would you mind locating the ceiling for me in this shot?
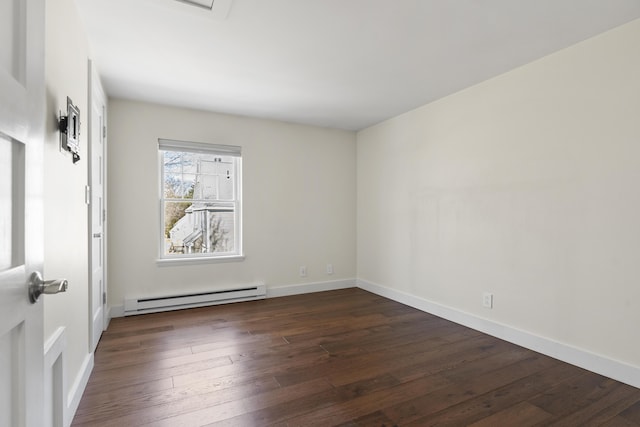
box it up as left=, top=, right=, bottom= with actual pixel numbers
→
left=74, top=0, right=640, bottom=131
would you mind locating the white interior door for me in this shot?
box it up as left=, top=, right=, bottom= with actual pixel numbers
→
left=0, top=0, right=46, bottom=426
left=88, top=61, right=107, bottom=352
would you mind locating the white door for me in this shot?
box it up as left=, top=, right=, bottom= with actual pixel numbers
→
left=88, top=61, right=107, bottom=352
left=0, top=0, right=46, bottom=426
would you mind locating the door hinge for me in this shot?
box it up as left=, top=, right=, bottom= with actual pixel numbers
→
left=103, top=208, right=106, bottom=222
left=103, top=292, right=106, bottom=305
left=103, top=125, right=107, bottom=139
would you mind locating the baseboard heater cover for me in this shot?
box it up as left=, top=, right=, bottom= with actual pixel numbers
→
left=124, top=284, right=266, bottom=316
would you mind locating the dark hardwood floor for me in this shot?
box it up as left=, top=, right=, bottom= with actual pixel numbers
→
left=72, top=288, right=640, bottom=426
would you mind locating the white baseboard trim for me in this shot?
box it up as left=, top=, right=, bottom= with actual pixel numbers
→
left=357, top=278, right=640, bottom=390
left=65, top=352, right=94, bottom=427
left=105, top=304, right=112, bottom=330
left=110, top=304, right=125, bottom=319
left=267, top=279, right=356, bottom=298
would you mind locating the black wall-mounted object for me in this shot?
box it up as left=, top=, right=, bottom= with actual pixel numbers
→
left=59, top=97, right=81, bottom=163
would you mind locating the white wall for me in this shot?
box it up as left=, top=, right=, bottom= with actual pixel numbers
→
left=107, top=99, right=356, bottom=307
left=357, top=18, right=640, bottom=370
left=44, top=0, right=93, bottom=423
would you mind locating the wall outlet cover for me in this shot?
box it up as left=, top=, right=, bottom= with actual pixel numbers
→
left=483, top=292, right=493, bottom=309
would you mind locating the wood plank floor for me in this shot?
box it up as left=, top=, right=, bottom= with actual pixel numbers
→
left=72, top=288, right=640, bottom=426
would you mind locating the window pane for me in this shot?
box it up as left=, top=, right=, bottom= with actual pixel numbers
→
left=163, top=151, right=183, bottom=174
left=164, top=173, right=181, bottom=198
left=218, top=161, right=234, bottom=200
left=164, top=173, right=195, bottom=199
left=181, top=174, right=196, bottom=199
left=164, top=201, right=235, bottom=255
left=209, top=211, right=235, bottom=253
left=207, top=158, right=235, bottom=200
left=164, top=201, right=192, bottom=255
left=198, top=173, right=218, bottom=200
left=181, top=153, right=198, bottom=174
left=199, top=158, right=217, bottom=174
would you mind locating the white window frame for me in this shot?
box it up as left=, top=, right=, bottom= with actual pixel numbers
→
left=157, top=139, right=244, bottom=265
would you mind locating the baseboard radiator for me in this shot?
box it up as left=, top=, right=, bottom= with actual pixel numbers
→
left=124, top=284, right=266, bottom=316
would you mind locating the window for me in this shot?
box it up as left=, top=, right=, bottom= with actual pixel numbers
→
left=159, top=139, right=242, bottom=262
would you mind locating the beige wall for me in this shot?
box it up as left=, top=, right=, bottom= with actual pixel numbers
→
left=357, top=19, right=640, bottom=367
left=43, top=0, right=92, bottom=418
left=107, top=99, right=356, bottom=305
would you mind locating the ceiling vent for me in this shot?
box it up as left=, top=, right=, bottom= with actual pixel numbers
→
left=169, top=0, right=232, bottom=19
left=175, top=0, right=214, bottom=11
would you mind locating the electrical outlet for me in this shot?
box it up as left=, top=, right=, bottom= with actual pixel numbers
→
left=326, top=264, right=333, bottom=275
left=483, top=292, right=493, bottom=309
left=299, top=266, right=307, bottom=277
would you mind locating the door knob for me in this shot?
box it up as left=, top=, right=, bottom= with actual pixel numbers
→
left=28, top=271, right=68, bottom=303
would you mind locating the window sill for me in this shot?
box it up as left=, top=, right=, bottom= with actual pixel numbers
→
left=156, top=255, right=245, bottom=267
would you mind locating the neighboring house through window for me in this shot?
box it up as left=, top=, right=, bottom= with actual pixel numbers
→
left=159, top=139, right=242, bottom=262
